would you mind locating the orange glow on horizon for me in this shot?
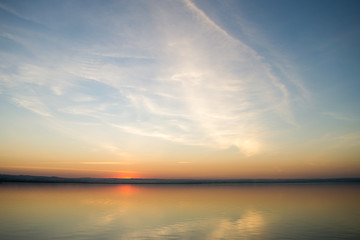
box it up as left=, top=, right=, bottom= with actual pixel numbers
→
left=111, top=173, right=143, bottom=179
left=1, top=157, right=360, bottom=179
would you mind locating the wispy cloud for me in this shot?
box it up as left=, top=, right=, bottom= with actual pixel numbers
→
left=322, top=112, right=356, bottom=122
left=1, top=165, right=130, bottom=174
left=183, top=0, right=238, bottom=42
left=12, top=96, right=52, bottom=117
left=81, top=162, right=132, bottom=165
left=0, top=0, right=308, bottom=157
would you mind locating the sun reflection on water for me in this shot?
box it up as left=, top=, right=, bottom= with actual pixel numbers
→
left=114, top=184, right=137, bottom=196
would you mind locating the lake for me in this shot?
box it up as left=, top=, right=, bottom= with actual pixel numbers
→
left=0, top=183, right=359, bottom=239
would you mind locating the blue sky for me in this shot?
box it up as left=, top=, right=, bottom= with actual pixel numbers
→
left=0, top=0, right=359, bottom=178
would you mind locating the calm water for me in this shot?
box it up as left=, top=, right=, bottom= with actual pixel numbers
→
left=0, top=183, right=359, bottom=240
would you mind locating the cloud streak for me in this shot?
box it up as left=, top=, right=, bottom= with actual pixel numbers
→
left=0, top=0, right=307, bottom=157
left=12, top=96, right=52, bottom=117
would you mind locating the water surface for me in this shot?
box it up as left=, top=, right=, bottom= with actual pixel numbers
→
left=0, top=183, right=359, bottom=239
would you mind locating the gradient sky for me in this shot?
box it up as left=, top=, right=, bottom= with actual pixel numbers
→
left=1, top=0, right=359, bottom=179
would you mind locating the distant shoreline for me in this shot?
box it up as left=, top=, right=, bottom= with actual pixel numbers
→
left=1, top=174, right=360, bottom=185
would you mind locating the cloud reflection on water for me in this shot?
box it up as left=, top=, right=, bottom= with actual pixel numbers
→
left=122, top=211, right=265, bottom=240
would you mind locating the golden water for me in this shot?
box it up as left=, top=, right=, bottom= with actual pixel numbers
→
left=1, top=183, right=359, bottom=239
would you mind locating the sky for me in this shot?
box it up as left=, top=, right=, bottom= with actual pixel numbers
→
left=0, top=0, right=359, bottom=179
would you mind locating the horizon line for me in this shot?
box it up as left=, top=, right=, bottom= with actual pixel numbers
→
left=1, top=174, right=360, bottom=184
